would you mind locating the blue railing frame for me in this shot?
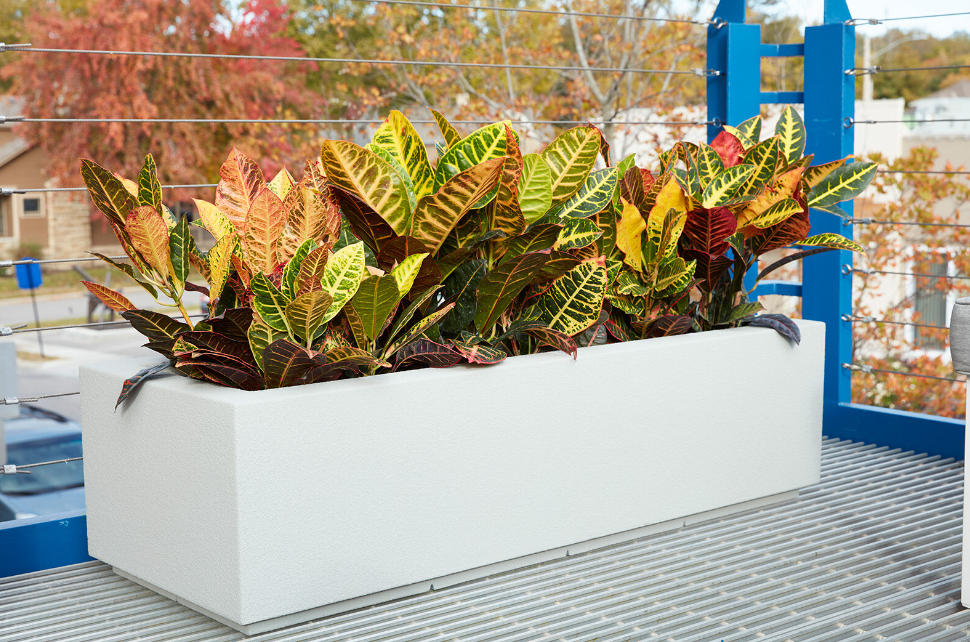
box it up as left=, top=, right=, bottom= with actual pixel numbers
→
left=0, top=0, right=965, bottom=583
left=708, top=0, right=965, bottom=461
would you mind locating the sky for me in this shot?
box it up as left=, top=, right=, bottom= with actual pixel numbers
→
left=796, top=0, right=970, bottom=37
left=685, top=1, right=970, bottom=38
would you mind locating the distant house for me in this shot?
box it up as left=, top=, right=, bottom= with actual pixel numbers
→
left=0, top=96, right=96, bottom=262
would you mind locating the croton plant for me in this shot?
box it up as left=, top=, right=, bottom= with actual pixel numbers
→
left=80, top=106, right=875, bottom=406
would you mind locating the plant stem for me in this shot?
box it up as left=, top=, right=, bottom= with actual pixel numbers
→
left=176, top=301, right=195, bottom=329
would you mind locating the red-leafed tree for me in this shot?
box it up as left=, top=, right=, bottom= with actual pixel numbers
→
left=2, top=0, right=319, bottom=189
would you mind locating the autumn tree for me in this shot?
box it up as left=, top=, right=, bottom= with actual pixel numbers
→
left=288, top=0, right=708, bottom=156
left=2, top=0, right=320, bottom=188
left=852, top=147, right=970, bottom=418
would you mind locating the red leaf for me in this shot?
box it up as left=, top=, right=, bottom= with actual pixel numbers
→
left=711, top=131, right=744, bottom=168
left=681, top=207, right=738, bottom=256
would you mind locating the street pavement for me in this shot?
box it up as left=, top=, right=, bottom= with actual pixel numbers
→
left=2, top=286, right=206, bottom=422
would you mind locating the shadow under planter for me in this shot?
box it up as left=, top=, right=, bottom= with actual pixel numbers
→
left=79, top=320, right=825, bottom=634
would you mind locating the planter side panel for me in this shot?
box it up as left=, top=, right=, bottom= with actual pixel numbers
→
left=81, top=321, right=823, bottom=627
left=79, top=367, right=246, bottom=622
left=232, top=321, right=824, bottom=622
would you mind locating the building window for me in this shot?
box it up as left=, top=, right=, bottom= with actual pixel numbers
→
left=19, top=195, right=44, bottom=218
left=913, top=257, right=948, bottom=350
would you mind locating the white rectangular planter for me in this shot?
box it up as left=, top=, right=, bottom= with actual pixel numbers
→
left=80, top=320, right=825, bottom=634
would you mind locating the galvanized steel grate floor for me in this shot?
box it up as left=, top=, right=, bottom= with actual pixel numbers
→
left=2, top=437, right=969, bottom=641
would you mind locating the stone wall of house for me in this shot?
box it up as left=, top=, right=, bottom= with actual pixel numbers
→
left=46, top=192, right=93, bottom=267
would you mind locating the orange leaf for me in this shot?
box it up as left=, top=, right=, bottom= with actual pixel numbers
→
left=282, top=177, right=341, bottom=259
left=216, top=148, right=265, bottom=233
left=125, top=205, right=171, bottom=280
left=243, top=186, right=287, bottom=276
left=81, top=281, right=135, bottom=312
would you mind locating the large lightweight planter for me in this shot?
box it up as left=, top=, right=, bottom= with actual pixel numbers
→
left=951, top=297, right=970, bottom=375
left=79, top=320, right=825, bottom=634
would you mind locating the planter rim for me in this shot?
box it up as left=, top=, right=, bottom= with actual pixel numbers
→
left=955, top=297, right=970, bottom=306
left=90, top=321, right=819, bottom=406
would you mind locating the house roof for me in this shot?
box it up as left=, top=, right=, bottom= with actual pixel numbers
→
left=921, top=79, right=970, bottom=99
left=0, top=95, right=31, bottom=169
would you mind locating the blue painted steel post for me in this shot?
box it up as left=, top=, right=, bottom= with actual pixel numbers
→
left=802, top=0, right=854, bottom=428
left=706, top=0, right=761, bottom=144
left=707, top=0, right=762, bottom=295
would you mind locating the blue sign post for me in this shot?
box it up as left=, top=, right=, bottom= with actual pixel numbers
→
left=14, top=259, right=44, bottom=357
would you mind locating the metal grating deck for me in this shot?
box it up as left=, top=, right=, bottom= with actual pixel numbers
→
left=1, top=437, right=969, bottom=641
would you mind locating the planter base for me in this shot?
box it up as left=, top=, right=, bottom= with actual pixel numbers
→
left=115, top=488, right=798, bottom=635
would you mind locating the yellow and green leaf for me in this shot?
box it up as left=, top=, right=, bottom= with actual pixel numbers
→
left=369, top=110, right=435, bottom=198
left=552, top=167, right=618, bottom=220
left=320, top=241, right=366, bottom=323
left=81, top=159, right=137, bottom=228
left=351, top=274, right=404, bottom=341
left=701, top=164, right=757, bottom=208
left=251, top=273, right=292, bottom=334
left=285, top=291, right=334, bottom=343
left=432, top=121, right=509, bottom=195
left=430, top=108, right=463, bottom=150
left=695, top=143, right=724, bottom=190
left=389, top=252, right=429, bottom=297
left=738, top=137, right=779, bottom=196
left=747, top=198, right=803, bottom=229
left=267, top=168, right=296, bottom=199
left=799, top=233, right=864, bottom=253
left=540, top=125, right=600, bottom=206
left=136, top=154, right=163, bottom=213
left=722, top=125, right=756, bottom=150
left=555, top=218, right=603, bottom=250
left=320, top=139, right=412, bottom=235
left=807, top=161, right=878, bottom=208
left=192, top=199, right=236, bottom=243
left=736, top=115, right=763, bottom=145
left=535, top=261, right=608, bottom=336
left=775, top=106, right=806, bottom=166
left=248, top=317, right=287, bottom=370
left=803, top=156, right=851, bottom=188
left=518, top=153, right=554, bottom=224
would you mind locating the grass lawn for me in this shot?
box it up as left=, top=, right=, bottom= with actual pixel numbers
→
left=0, top=265, right=138, bottom=300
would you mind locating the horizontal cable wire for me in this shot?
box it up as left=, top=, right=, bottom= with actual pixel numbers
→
left=846, top=218, right=970, bottom=229
left=845, top=265, right=970, bottom=280
left=1, top=256, right=126, bottom=267
left=4, top=44, right=718, bottom=75
left=2, top=115, right=713, bottom=127
left=843, top=363, right=964, bottom=383
left=0, top=391, right=80, bottom=405
left=847, top=64, right=970, bottom=76
left=0, top=457, right=83, bottom=475
left=7, top=313, right=208, bottom=334
left=846, top=116, right=970, bottom=127
left=876, top=170, right=970, bottom=175
left=348, top=0, right=713, bottom=24
left=847, top=11, right=970, bottom=25
left=842, top=314, right=948, bottom=331
left=2, top=184, right=216, bottom=194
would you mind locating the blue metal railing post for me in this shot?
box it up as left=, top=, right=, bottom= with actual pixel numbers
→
left=802, top=0, right=854, bottom=432
left=707, top=0, right=762, bottom=296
